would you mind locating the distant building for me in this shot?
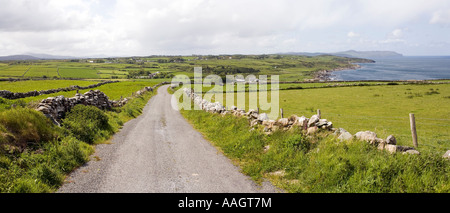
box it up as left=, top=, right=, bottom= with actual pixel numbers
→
left=232, top=77, right=260, bottom=84
left=148, top=71, right=160, bottom=79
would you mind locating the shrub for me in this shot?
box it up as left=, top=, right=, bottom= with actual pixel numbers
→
left=62, top=105, right=112, bottom=144
left=387, top=82, right=399, bottom=85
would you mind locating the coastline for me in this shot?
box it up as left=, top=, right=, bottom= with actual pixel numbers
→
left=311, top=64, right=362, bottom=81
left=315, top=56, right=450, bottom=81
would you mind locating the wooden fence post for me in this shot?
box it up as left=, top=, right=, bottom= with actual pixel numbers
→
left=409, top=113, right=418, bottom=148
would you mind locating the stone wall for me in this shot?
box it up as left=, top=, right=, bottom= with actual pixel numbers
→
left=182, top=87, right=423, bottom=156
left=36, top=81, right=168, bottom=125
left=36, top=90, right=112, bottom=124
left=0, top=80, right=119, bottom=100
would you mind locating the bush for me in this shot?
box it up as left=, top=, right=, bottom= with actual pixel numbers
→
left=387, top=82, right=399, bottom=85
left=62, top=105, right=112, bottom=144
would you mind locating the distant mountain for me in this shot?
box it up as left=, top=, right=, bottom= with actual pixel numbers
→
left=0, top=53, right=119, bottom=61
left=279, top=50, right=403, bottom=60
left=0, top=55, right=41, bottom=61
left=333, top=50, right=403, bottom=59
left=28, top=53, right=114, bottom=59
left=25, top=53, right=77, bottom=60
left=0, top=53, right=78, bottom=61
left=280, top=52, right=326, bottom=57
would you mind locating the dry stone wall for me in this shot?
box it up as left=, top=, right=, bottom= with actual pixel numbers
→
left=0, top=80, right=119, bottom=100
left=36, top=90, right=113, bottom=123
left=183, top=87, right=423, bottom=156
left=36, top=81, right=168, bottom=125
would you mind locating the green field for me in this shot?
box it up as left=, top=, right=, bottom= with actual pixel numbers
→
left=23, top=66, right=59, bottom=78
left=13, top=79, right=165, bottom=103
left=97, top=69, right=128, bottom=79
left=0, top=79, right=166, bottom=113
left=0, top=65, right=30, bottom=77
left=0, top=79, right=101, bottom=93
left=0, top=55, right=371, bottom=82
left=188, top=81, right=397, bottom=94
left=77, top=80, right=163, bottom=100
left=197, top=83, right=450, bottom=155
left=59, top=67, right=99, bottom=79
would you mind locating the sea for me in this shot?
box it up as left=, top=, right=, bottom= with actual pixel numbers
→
left=330, top=56, right=450, bottom=81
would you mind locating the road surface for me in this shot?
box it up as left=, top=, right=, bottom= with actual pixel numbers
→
left=58, top=85, right=279, bottom=193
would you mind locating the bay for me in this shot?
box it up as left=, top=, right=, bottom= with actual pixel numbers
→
left=331, top=56, right=450, bottom=81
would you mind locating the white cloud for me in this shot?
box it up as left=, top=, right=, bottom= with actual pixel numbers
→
left=377, top=28, right=407, bottom=44
left=0, top=0, right=94, bottom=32
left=430, top=9, right=450, bottom=25
left=390, top=29, right=404, bottom=38
left=347, top=31, right=360, bottom=38
left=1, top=0, right=450, bottom=56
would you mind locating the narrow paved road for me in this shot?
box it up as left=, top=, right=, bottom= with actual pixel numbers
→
left=58, top=85, right=279, bottom=193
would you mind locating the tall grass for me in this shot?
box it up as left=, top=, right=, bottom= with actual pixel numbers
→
left=0, top=108, right=93, bottom=192
left=0, top=108, right=61, bottom=152
left=62, top=105, right=113, bottom=144
left=0, top=136, right=93, bottom=192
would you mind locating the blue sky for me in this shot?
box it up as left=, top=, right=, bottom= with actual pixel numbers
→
left=0, top=0, right=449, bottom=56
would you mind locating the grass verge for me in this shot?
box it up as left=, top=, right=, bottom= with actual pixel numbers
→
left=180, top=108, right=450, bottom=193
left=0, top=88, right=158, bottom=192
